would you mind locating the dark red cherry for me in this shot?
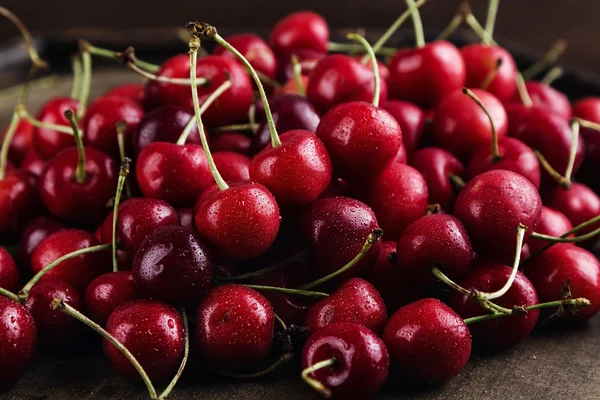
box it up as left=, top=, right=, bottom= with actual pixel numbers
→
left=194, top=182, right=280, bottom=260
left=18, top=216, right=64, bottom=269
left=105, top=300, right=184, bottom=382
left=302, top=322, right=389, bottom=399
left=573, top=97, right=600, bottom=166
left=0, top=170, right=40, bottom=238
left=81, top=96, right=144, bottom=157
left=2, top=120, right=33, bottom=165
left=433, top=88, right=508, bottom=160
left=213, top=151, right=251, bottom=182
left=31, top=97, right=78, bottom=160
left=388, top=41, right=466, bottom=108
left=31, top=229, right=111, bottom=291
left=525, top=244, right=600, bottom=321
left=546, top=183, right=600, bottom=240
left=0, top=297, right=37, bottom=390
left=517, top=81, right=572, bottom=119
left=319, top=177, right=349, bottom=199
left=409, top=147, right=464, bottom=211
left=467, top=137, right=541, bottom=188
left=39, top=147, right=118, bottom=225
left=316, top=101, right=401, bottom=180
left=84, top=271, right=138, bottom=326
left=461, top=44, right=518, bottom=102
left=305, top=278, right=387, bottom=335
left=143, top=54, right=190, bottom=110
left=383, top=298, right=471, bottom=384
left=366, top=162, right=428, bottom=240
left=136, top=142, right=213, bottom=207
left=454, top=170, right=542, bottom=262
left=528, top=206, right=573, bottom=253
left=195, top=284, right=274, bottom=373
left=133, top=226, right=213, bottom=303
left=210, top=132, right=251, bottom=156
left=382, top=100, right=425, bottom=152
left=303, top=197, right=381, bottom=283
left=214, top=33, right=277, bottom=79
left=0, top=247, right=19, bottom=293
left=270, top=11, right=329, bottom=55
left=20, top=149, right=45, bottom=176
left=449, top=263, right=539, bottom=350
left=104, top=83, right=145, bottom=105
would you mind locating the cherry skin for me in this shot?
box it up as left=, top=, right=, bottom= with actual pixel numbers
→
left=18, top=216, right=64, bottom=269
left=143, top=54, right=192, bottom=110
left=84, top=271, right=138, bottom=326
left=467, top=137, right=541, bottom=189
left=449, top=263, right=539, bottom=350
left=2, top=119, right=34, bottom=165
left=302, top=322, right=389, bottom=399
left=305, top=278, right=387, bottom=335
left=388, top=41, right=466, bottom=108
left=213, top=33, right=277, bottom=79
left=527, top=206, right=573, bottom=253
left=383, top=298, right=471, bottom=385
left=31, top=97, right=78, bottom=160
left=382, top=100, right=425, bottom=152
left=105, top=300, right=184, bottom=382
left=25, top=277, right=83, bottom=350
left=20, top=148, right=45, bottom=176
left=319, top=177, right=349, bottom=199
left=270, top=11, right=329, bottom=55
left=210, top=132, right=251, bottom=156
left=0, top=169, right=40, bottom=238
left=136, top=142, right=213, bottom=207
left=81, top=95, right=144, bottom=157
left=133, top=225, right=213, bottom=303
left=460, top=44, right=518, bottom=102
left=433, top=88, right=508, bottom=160
left=250, top=130, right=332, bottom=206
left=513, top=81, right=572, bottom=119
left=409, top=147, right=465, bottom=212
left=316, top=101, right=402, bottom=180
left=0, top=247, right=19, bottom=293
left=104, top=83, right=145, bottom=105
left=195, top=284, right=274, bottom=373
left=454, top=169, right=542, bottom=263
left=38, top=147, right=118, bottom=225
left=397, top=214, right=472, bottom=285
left=573, top=97, right=600, bottom=167
left=546, top=183, right=600, bottom=240
left=0, top=297, right=37, bottom=390
left=31, top=229, right=111, bottom=291
left=213, top=151, right=251, bottom=182
left=525, top=244, right=600, bottom=321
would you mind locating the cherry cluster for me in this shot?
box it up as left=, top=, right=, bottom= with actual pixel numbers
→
left=1, top=1, right=600, bottom=398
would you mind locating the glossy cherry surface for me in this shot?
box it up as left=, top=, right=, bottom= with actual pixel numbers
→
left=277, top=48, right=324, bottom=82
left=0, top=248, right=19, bottom=293
left=0, top=170, right=41, bottom=238
left=20, top=149, right=45, bottom=176
left=84, top=271, right=138, bottom=326
left=527, top=206, right=573, bottom=253
left=213, top=151, right=251, bottom=182
left=573, top=97, right=600, bottom=165
left=143, top=54, right=190, bottom=110
left=18, top=216, right=64, bottom=268
left=3, top=120, right=33, bottom=165
left=547, top=183, right=600, bottom=239
left=382, top=100, right=425, bottom=152
left=461, top=44, right=518, bottom=102
left=211, top=132, right=251, bottom=156
left=31, top=97, right=78, bottom=160
left=519, top=81, right=572, bottom=119
left=213, top=33, right=277, bottom=79
left=269, top=11, right=329, bottom=55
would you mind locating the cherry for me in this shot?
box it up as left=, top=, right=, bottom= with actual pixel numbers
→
left=383, top=298, right=471, bottom=384
left=31, top=96, right=78, bottom=160
left=461, top=44, right=518, bottom=102
left=573, top=97, right=600, bottom=167
left=277, top=48, right=324, bottom=82
left=213, top=151, right=250, bottom=182
left=0, top=169, right=40, bottom=238
left=0, top=297, right=37, bottom=390
left=84, top=271, right=138, bottom=326
left=382, top=100, right=425, bottom=152
left=301, top=322, right=389, bottom=399
left=20, top=148, right=45, bottom=176
left=514, top=81, right=572, bottom=119
left=104, top=83, right=145, bottom=105
left=18, top=216, right=64, bottom=269
left=409, top=147, right=464, bottom=211
left=270, top=11, right=329, bottom=55
left=194, top=284, right=274, bottom=372
left=454, top=169, right=542, bottom=262
left=528, top=206, right=573, bottom=253
left=448, top=263, right=539, bottom=350
left=143, top=54, right=190, bottom=110
left=81, top=95, right=144, bottom=157
left=213, top=33, right=277, bottom=79
left=2, top=119, right=34, bottom=164
left=105, top=300, right=184, bottom=381
left=177, top=207, right=194, bottom=228
left=0, top=247, right=19, bottom=293
left=319, top=177, right=349, bottom=199
left=525, top=244, right=600, bottom=321
left=546, top=183, right=600, bottom=240
left=210, top=132, right=251, bottom=156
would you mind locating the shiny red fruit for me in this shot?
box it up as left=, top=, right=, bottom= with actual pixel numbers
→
left=84, top=271, right=138, bottom=326
left=0, top=248, right=18, bottom=293
left=2, top=119, right=34, bottom=164
left=18, top=216, right=64, bottom=269
left=31, top=97, right=78, bottom=160
left=214, top=33, right=277, bottom=79
left=104, top=83, right=144, bottom=105
left=270, top=11, right=329, bottom=55
left=461, top=44, right=518, bottom=102
left=528, top=206, right=573, bottom=253
left=547, top=183, right=600, bottom=240
left=382, top=100, right=425, bottom=152
left=213, top=151, right=251, bottom=182
left=0, top=170, right=40, bottom=238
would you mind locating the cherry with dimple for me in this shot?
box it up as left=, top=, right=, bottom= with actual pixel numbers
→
left=512, top=81, right=572, bottom=119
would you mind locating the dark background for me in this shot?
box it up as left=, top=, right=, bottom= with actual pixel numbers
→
left=0, top=0, right=599, bottom=71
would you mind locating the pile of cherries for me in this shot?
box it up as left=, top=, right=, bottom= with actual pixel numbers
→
left=2, top=1, right=600, bottom=398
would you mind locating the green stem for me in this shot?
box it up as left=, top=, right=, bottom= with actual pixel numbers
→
left=448, top=173, right=466, bottom=189
left=112, top=158, right=130, bottom=272
left=84, top=42, right=160, bottom=72
left=464, top=11, right=497, bottom=46
left=563, top=119, right=579, bottom=187
left=290, top=55, right=306, bottom=96
left=436, top=13, right=463, bottom=42
left=243, top=284, right=328, bottom=298
left=116, top=122, right=132, bottom=198
left=15, top=105, right=75, bottom=135
left=521, top=39, right=567, bottom=81
left=515, top=72, right=533, bottom=107
left=484, top=0, right=500, bottom=44
left=0, top=111, right=21, bottom=180
left=64, top=110, right=86, bottom=184
left=219, top=250, right=308, bottom=281
left=127, top=62, right=208, bottom=86
left=77, top=50, right=92, bottom=119
left=71, top=54, right=82, bottom=99
left=480, top=58, right=503, bottom=91
left=541, top=66, right=564, bottom=86
left=0, top=287, right=19, bottom=302
left=301, top=358, right=336, bottom=398
left=530, top=227, right=600, bottom=243
left=432, top=267, right=471, bottom=296
left=212, top=123, right=259, bottom=133
left=328, top=42, right=397, bottom=57
left=463, top=88, right=500, bottom=163
left=0, top=7, right=48, bottom=70
left=406, top=0, right=425, bottom=48
left=576, top=117, right=600, bottom=132
left=0, top=75, right=58, bottom=101
left=158, top=308, right=189, bottom=400
left=534, top=149, right=571, bottom=190
left=347, top=33, right=380, bottom=106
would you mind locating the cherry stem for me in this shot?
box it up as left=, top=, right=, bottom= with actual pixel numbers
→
left=347, top=33, right=380, bottom=106
left=480, top=58, right=503, bottom=91
left=436, top=12, right=463, bottom=42
left=242, top=284, right=329, bottom=298
left=0, top=7, right=48, bottom=70
left=0, top=110, right=21, bottom=180
left=15, top=105, right=75, bottom=135
left=81, top=41, right=160, bottom=72
left=70, top=54, right=82, bottom=99
left=63, top=109, right=87, bottom=184
left=128, top=62, right=209, bottom=86
left=77, top=49, right=92, bottom=119
left=0, top=75, right=58, bottom=101
left=219, top=250, right=308, bottom=281
left=212, top=123, right=259, bottom=133
left=188, top=35, right=229, bottom=191
left=463, top=7, right=496, bottom=47
left=327, top=42, right=397, bottom=57
left=256, top=71, right=282, bottom=89
left=361, top=0, right=428, bottom=64
left=116, top=122, right=133, bottom=198
left=541, top=66, right=564, bottom=86
left=52, top=298, right=158, bottom=399
left=301, top=358, right=336, bottom=399
left=563, top=119, right=579, bottom=187
left=406, top=0, right=425, bottom=48
left=158, top=307, right=189, bottom=400
left=291, top=55, right=306, bottom=96
left=515, top=72, right=533, bottom=107
left=112, top=158, right=130, bottom=272
left=0, top=287, right=19, bottom=303
left=575, top=117, right=600, bottom=133
left=177, top=77, right=232, bottom=145
left=530, top=227, right=600, bottom=243
left=18, top=243, right=112, bottom=303
left=426, top=204, right=441, bottom=215
left=521, top=39, right=567, bottom=81
left=463, top=87, right=500, bottom=163
left=248, top=100, right=257, bottom=126
left=534, top=149, right=571, bottom=190
left=298, top=229, right=383, bottom=290
left=484, top=0, right=500, bottom=45
left=448, top=173, right=466, bottom=189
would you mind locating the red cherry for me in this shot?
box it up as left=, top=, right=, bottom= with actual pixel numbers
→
left=270, top=11, right=329, bottom=55
left=573, top=97, right=600, bottom=166
left=409, top=147, right=464, bottom=211
left=0, top=170, right=40, bottom=238
left=449, top=264, right=539, bottom=350
left=31, top=97, right=78, bottom=160
left=394, top=143, right=408, bottom=164
left=301, top=322, right=389, bottom=399
left=143, top=54, right=190, bottom=110
left=20, top=148, right=45, bottom=176
left=213, top=151, right=251, bottom=182
left=525, top=244, right=600, bottom=321
left=104, top=83, right=145, bottom=105
left=546, top=183, right=600, bottom=240
left=433, top=88, right=508, bottom=160
left=0, top=297, right=37, bottom=390
left=195, top=284, right=274, bottom=372
left=105, top=300, right=184, bottom=381
left=0, top=247, right=19, bottom=293
left=210, top=132, right=251, bottom=156
left=2, top=120, right=34, bottom=164
left=454, top=170, right=542, bottom=262
left=382, top=100, right=425, bottom=152
left=388, top=41, right=466, bottom=108
left=518, top=81, right=572, bottom=119
left=461, top=44, right=518, bottom=102
left=383, top=298, right=471, bottom=384
left=84, top=271, right=138, bottom=326
left=277, top=48, right=325, bottom=82
left=318, top=177, right=349, bottom=199
left=18, top=216, right=64, bottom=269
left=214, top=33, right=277, bottom=79
left=528, top=206, right=573, bottom=253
